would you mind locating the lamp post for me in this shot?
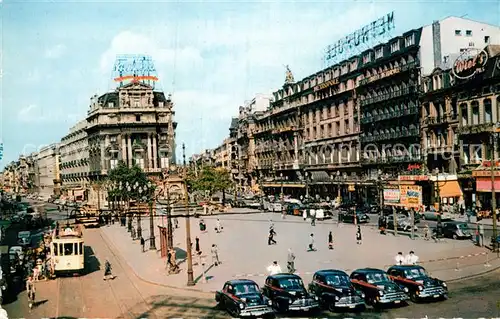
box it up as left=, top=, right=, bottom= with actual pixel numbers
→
left=136, top=183, right=143, bottom=239
left=305, top=172, right=309, bottom=200
left=378, top=169, right=384, bottom=216
left=147, top=181, right=156, bottom=250
left=182, top=143, right=195, bottom=286
left=434, top=168, right=443, bottom=237
left=490, top=131, right=499, bottom=254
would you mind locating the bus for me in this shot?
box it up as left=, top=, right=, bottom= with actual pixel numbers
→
left=50, top=224, right=85, bottom=275
left=71, top=205, right=100, bottom=228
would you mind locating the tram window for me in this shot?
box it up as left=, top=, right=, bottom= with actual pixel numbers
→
left=74, top=243, right=78, bottom=255
left=54, top=244, right=58, bottom=256
left=64, top=243, right=74, bottom=255
left=79, top=243, right=83, bottom=255
left=59, top=243, right=64, bottom=256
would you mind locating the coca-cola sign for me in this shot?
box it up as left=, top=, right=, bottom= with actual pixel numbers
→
left=452, top=48, right=488, bottom=80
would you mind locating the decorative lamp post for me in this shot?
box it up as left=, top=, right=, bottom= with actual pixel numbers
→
left=147, top=181, right=156, bottom=250
left=136, top=185, right=143, bottom=239
left=182, top=143, right=195, bottom=286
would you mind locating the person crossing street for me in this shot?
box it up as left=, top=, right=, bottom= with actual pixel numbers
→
left=26, top=275, right=35, bottom=309
left=287, top=248, right=295, bottom=273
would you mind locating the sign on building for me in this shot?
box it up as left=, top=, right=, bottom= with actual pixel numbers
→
left=383, top=186, right=400, bottom=204
left=112, top=55, right=159, bottom=88
left=399, top=185, right=422, bottom=208
left=452, top=48, right=488, bottom=79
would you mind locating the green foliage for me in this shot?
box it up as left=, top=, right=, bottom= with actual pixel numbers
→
left=107, top=161, right=155, bottom=200
left=186, top=166, right=233, bottom=196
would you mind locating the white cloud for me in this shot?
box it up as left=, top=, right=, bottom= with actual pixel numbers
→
left=18, top=104, right=84, bottom=123
left=44, top=44, right=67, bottom=59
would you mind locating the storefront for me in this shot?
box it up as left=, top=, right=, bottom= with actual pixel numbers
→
left=472, top=161, right=500, bottom=209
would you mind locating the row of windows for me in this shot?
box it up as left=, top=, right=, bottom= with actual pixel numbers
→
left=305, top=120, right=358, bottom=140
left=460, top=97, right=499, bottom=126
left=53, top=242, right=83, bottom=256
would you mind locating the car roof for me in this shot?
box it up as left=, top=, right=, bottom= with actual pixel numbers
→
left=268, top=273, right=302, bottom=280
left=314, top=269, right=349, bottom=276
left=388, top=265, right=424, bottom=271
left=226, top=279, right=257, bottom=285
left=352, top=268, right=386, bottom=274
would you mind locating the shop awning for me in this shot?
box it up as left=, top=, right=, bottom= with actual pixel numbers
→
left=262, top=183, right=306, bottom=188
left=438, top=181, right=463, bottom=198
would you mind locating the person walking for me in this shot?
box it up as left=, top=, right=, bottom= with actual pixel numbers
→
left=310, top=209, right=316, bottom=226
left=328, top=231, right=333, bottom=249
left=140, top=237, right=145, bottom=252
left=395, top=252, right=405, bottom=265
left=195, top=236, right=201, bottom=255
left=378, top=215, right=387, bottom=235
left=287, top=248, right=296, bottom=273
left=423, top=223, right=430, bottom=240
left=26, top=275, right=35, bottom=308
left=211, top=244, right=220, bottom=266
left=215, top=219, right=222, bottom=233
left=479, top=223, right=485, bottom=247
left=268, top=227, right=277, bottom=245
left=308, top=234, right=316, bottom=251
left=267, top=261, right=282, bottom=275
left=356, top=226, right=362, bottom=245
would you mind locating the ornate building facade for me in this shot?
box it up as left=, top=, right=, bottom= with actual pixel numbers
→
left=36, top=143, right=61, bottom=198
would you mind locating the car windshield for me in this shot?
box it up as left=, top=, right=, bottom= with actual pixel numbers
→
left=457, top=223, right=468, bottom=229
left=233, top=283, right=259, bottom=295
left=403, top=268, right=427, bottom=279
left=366, top=272, right=390, bottom=283
left=325, top=274, right=350, bottom=286
left=279, top=278, right=304, bottom=290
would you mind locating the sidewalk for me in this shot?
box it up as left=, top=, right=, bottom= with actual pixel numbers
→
left=101, top=213, right=500, bottom=293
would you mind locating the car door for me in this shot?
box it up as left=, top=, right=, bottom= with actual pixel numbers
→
left=388, top=268, right=405, bottom=286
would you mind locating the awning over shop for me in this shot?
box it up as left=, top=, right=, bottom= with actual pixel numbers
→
left=310, top=171, right=331, bottom=182
left=437, top=181, right=462, bottom=198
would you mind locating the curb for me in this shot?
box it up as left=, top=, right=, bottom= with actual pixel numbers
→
left=446, top=261, right=500, bottom=283
left=99, top=228, right=214, bottom=295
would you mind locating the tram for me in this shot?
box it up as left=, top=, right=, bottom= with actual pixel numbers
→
left=50, top=223, right=85, bottom=275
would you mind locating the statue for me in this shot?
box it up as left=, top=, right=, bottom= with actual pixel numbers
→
left=285, top=65, right=295, bottom=84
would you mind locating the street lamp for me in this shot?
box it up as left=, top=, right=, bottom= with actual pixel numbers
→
left=489, top=131, right=499, bottom=253
left=182, top=143, right=195, bottom=286
left=146, top=181, right=156, bottom=250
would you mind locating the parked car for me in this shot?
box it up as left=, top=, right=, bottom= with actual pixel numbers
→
left=215, top=279, right=274, bottom=318
left=421, top=211, right=452, bottom=221
left=386, top=215, right=418, bottom=232
left=387, top=265, right=448, bottom=302
left=262, top=273, right=319, bottom=313
left=339, top=210, right=370, bottom=224
left=286, top=203, right=303, bottom=216
left=440, top=222, right=472, bottom=239
left=8, top=246, right=24, bottom=263
left=350, top=268, right=409, bottom=307
left=308, top=269, right=366, bottom=312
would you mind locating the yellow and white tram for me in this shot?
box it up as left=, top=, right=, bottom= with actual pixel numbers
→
left=50, top=224, right=85, bottom=275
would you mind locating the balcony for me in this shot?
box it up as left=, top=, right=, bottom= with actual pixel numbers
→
left=360, top=128, right=420, bottom=143
left=425, top=145, right=456, bottom=154
left=421, top=114, right=459, bottom=126
left=360, top=86, right=417, bottom=107
left=361, top=106, right=419, bottom=124
left=361, top=154, right=422, bottom=165
left=359, top=61, right=418, bottom=86
left=457, top=123, right=493, bottom=135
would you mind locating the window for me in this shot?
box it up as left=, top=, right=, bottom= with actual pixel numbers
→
left=485, top=36, right=491, bottom=44
left=471, top=101, right=480, bottom=125
left=375, top=47, right=383, bottom=59
left=484, top=99, right=492, bottom=123
left=110, top=136, right=117, bottom=143
left=391, top=41, right=400, bottom=53
left=345, top=120, right=350, bottom=134
left=463, top=144, right=470, bottom=164
left=161, top=157, right=169, bottom=168
left=469, top=42, right=475, bottom=47
left=460, top=103, right=468, bottom=126
left=455, top=30, right=462, bottom=36
left=405, top=34, right=414, bottom=47
left=135, top=115, right=141, bottom=121
left=466, top=30, right=472, bottom=36
left=363, top=53, right=371, bottom=64
left=64, top=243, right=74, bottom=255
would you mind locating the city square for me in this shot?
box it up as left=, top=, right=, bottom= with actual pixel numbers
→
left=1, top=1, right=500, bottom=318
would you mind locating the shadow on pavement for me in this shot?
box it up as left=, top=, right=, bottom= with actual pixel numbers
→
left=84, top=246, right=100, bottom=275
left=33, top=299, right=48, bottom=308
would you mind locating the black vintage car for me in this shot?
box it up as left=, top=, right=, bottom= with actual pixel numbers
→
left=339, top=210, right=370, bottom=223
left=350, top=268, right=409, bottom=307
left=215, top=279, right=274, bottom=317
left=308, top=269, right=366, bottom=312
left=387, top=265, right=448, bottom=302
left=262, top=273, right=320, bottom=313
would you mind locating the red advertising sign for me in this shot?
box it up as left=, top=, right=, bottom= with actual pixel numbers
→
left=452, top=49, right=488, bottom=80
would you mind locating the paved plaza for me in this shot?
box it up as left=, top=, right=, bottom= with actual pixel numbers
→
left=101, top=212, right=500, bottom=293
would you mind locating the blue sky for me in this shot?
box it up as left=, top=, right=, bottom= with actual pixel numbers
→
left=1, top=0, right=499, bottom=168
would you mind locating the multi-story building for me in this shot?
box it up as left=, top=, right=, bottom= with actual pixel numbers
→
left=59, top=119, right=89, bottom=201
left=84, top=81, right=176, bottom=204
left=36, top=143, right=61, bottom=198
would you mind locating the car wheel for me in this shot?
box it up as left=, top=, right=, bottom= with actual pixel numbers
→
left=452, top=234, right=458, bottom=240
left=228, top=304, right=240, bottom=317
left=410, top=292, right=419, bottom=303
left=327, top=300, right=336, bottom=312
left=421, top=215, right=426, bottom=220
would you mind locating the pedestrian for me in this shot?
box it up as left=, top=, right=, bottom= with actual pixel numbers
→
left=287, top=248, right=295, bottom=273
left=140, top=237, right=145, bottom=252
left=395, top=252, right=405, bottom=265
left=479, top=223, right=485, bottom=247
left=303, top=209, right=307, bottom=221
left=26, top=275, right=35, bottom=308
left=211, top=244, right=220, bottom=266
left=423, top=224, right=430, bottom=240
left=268, top=228, right=277, bottom=245
left=356, top=225, right=362, bottom=245
left=267, top=261, right=282, bottom=275
left=405, top=251, right=419, bottom=265
left=215, top=218, right=222, bottom=233
left=308, top=233, right=316, bottom=251
left=328, top=231, right=333, bottom=249
left=195, top=236, right=201, bottom=255
left=378, top=215, right=386, bottom=235
left=310, top=209, right=316, bottom=226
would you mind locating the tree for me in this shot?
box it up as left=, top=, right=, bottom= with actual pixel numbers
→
left=186, top=166, right=233, bottom=199
left=107, top=161, right=153, bottom=200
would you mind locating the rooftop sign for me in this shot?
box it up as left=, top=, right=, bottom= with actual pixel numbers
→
left=112, top=55, right=159, bottom=87
left=452, top=48, right=488, bottom=80
left=325, top=11, right=395, bottom=65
